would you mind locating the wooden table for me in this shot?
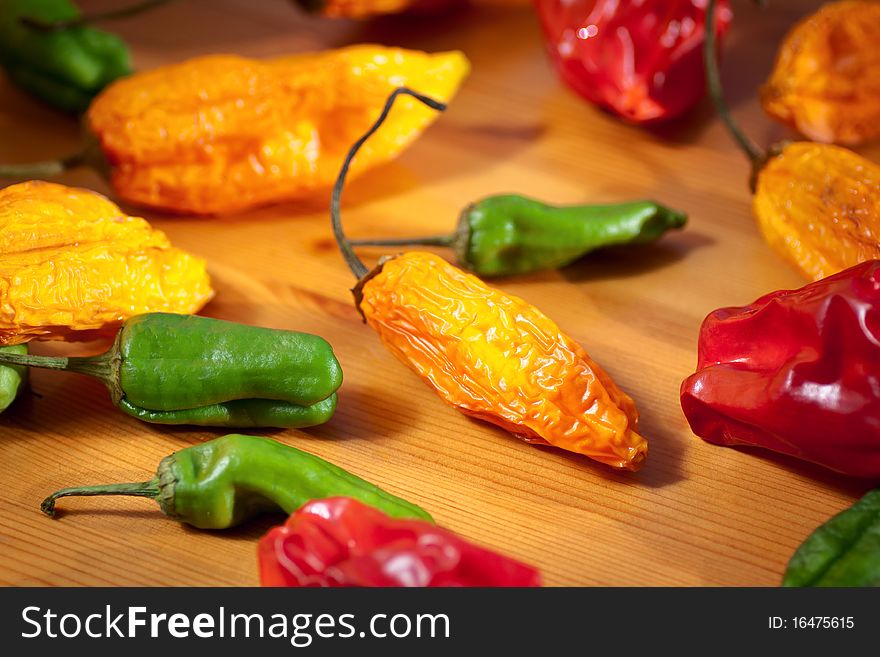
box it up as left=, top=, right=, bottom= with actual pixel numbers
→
left=1, top=0, right=877, bottom=587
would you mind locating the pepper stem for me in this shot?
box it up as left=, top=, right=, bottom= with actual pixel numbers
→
left=0, top=151, right=85, bottom=180
left=20, top=0, right=174, bottom=31
left=704, top=0, right=766, bottom=167
left=331, top=87, right=448, bottom=279
left=350, top=235, right=455, bottom=248
left=0, top=352, right=114, bottom=387
left=41, top=480, right=159, bottom=517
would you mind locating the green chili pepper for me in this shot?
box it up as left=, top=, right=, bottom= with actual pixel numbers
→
left=0, top=344, right=28, bottom=413
left=41, top=434, right=432, bottom=528
left=20, top=0, right=174, bottom=31
left=0, top=0, right=132, bottom=113
left=351, top=194, right=687, bottom=277
left=0, top=313, right=343, bottom=428
left=783, top=488, right=880, bottom=587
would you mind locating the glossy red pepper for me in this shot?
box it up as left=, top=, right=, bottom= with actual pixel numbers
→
left=680, top=260, right=880, bottom=478
left=258, top=497, right=542, bottom=587
left=534, top=0, right=733, bottom=123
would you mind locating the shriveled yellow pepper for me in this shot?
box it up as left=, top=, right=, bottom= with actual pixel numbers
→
left=0, top=45, right=470, bottom=215
left=333, top=89, right=647, bottom=471
left=761, top=0, right=880, bottom=146
left=0, top=181, right=213, bottom=345
left=706, top=0, right=880, bottom=281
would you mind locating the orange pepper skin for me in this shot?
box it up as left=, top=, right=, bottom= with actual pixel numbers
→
left=753, top=142, right=880, bottom=281
left=761, top=1, right=880, bottom=146
left=86, top=45, right=469, bottom=215
left=311, top=0, right=418, bottom=18
left=0, top=181, right=213, bottom=345
left=356, top=251, right=647, bottom=470
left=299, top=0, right=528, bottom=19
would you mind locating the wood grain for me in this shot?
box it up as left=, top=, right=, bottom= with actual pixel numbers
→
left=1, top=0, right=878, bottom=587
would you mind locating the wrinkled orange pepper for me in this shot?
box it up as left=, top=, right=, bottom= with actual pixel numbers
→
left=356, top=251, right=646, bottom=469
left=306, top=0, right=416, bottom=18
left=0, top=45, right=469, bottom=215
left=333, top=89, right=647, bottom=471
left=761, top=0, right=880, bottom=146
left=0, top=181, right=213, bottom=345
left=754, top=142, right=880, bottom=281
left=296, top=0, right=529, bottom=19
left=706, top=0, right=880, bottom=281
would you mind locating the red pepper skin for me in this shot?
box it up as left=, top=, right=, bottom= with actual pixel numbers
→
left=680, top=260, right=880, bottom=478
left=534, top=0, right=733, bottom=124
left=258, top=497, right=542, bottom=587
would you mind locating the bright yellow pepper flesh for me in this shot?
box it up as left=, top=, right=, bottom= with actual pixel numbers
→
left=0, top=181, right=213, bottom=345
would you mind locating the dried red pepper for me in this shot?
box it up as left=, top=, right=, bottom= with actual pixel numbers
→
left=534, top=0, right=733, bottom=123
left=680, top=260, right=880, bottom=478
left=258, top=497, right=542, bottom=587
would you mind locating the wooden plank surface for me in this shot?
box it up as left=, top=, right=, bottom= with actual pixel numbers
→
left=1, top=0, right=878, bottom=587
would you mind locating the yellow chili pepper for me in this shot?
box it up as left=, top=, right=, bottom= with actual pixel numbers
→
left=332, top=89, right=647, bottom=471
left=0, top=181, right=212, bottom=345
left=0, top=45, right=469, bottom=215
left=761, top=0, right=880, bottom=146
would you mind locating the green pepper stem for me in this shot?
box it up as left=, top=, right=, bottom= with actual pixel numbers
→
left=704, top=0, right=766, bottom=167
left=20, top=0, right=174, bottom=31
left=41, top=480, right=159, bottom=518
left=331, top=87, right=448, bottom=280
left=0, top=151, right=85, bottom=180
left=350, top=235, right=455, bottom=248
left=0, top=352, right=114, bottom=387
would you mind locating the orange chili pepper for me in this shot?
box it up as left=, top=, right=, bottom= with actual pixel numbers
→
left=331, top=88, right=647, bottom=471
left=761, top=0, right=880, bottom=146
left=0, top=45, right=469, bottom=215
left=753, top=142, right=880, bottom=281
left=705, top=0, right=880, bottom=281
left=304, top=0, right=416, bottom=17
left=296, top=0, right=529, bottom=19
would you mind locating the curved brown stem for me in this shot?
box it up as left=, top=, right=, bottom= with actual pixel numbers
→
left=331, top=87, right=448, bottom=279
left=704, top=0, right=766, bottom=167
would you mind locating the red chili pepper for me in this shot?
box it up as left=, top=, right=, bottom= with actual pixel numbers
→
left=258, top=497, right=542, bottom=587
left=534, top=0, right=733, bottom=124
left=680, top=260, right=880, bottom=478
